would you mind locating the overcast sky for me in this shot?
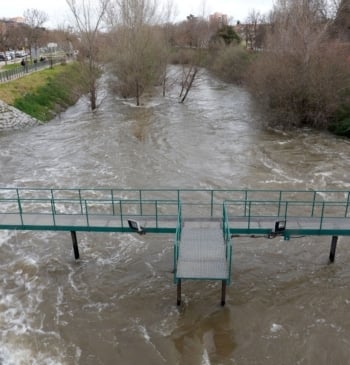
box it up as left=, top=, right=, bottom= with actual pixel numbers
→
left=2, top=0, right=275, bottom=27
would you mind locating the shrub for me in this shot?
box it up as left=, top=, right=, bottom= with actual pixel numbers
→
left=246, top=42, right=350, bottom=129
left=208, top=45, right=252, bottom=83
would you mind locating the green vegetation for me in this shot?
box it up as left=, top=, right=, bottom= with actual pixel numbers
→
left=214, top=25, right=241, bottom=45
left=0, top=63, right=21, bottom=71
left=329, top=101, right=350, bottom=137
left=0, top=62, right=86, bottom=121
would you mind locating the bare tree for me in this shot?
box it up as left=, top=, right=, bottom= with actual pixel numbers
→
left=108, top=0, right=168, bottom=106
left=23, top=9, right=48, bottom=60
left=330, top=0, right=350, bottom=41
left=244, top=10, right=264, bottom=50
left=66, top=0, right=111, bottom=111
left=0, top=21, right=10, bottom=64
left=247, top=0, right=350, bottom=128
left=174, top=15, right=210, bottom=103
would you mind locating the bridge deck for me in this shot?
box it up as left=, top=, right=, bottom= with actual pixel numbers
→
left=230, top=216, right=350, bottom=235
left=176, top=221, right=228, bottom=280
left=0, top=213, right=178, bottom=232
left=1, top=211, right=349, bottom=236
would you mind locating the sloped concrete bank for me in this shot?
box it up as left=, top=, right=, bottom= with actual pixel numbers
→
left=0, top=100, right=39, bottom=130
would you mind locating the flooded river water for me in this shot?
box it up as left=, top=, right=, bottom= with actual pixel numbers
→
left=1, top=71, right=350, bottom=364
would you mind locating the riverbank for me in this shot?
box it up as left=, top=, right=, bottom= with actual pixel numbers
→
left=0, top=62, right=85, bottom=125
left=0, top=99, right=39, bottom=130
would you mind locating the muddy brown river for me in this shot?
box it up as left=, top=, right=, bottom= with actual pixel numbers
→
left=1, top=70, right=350, bottom=364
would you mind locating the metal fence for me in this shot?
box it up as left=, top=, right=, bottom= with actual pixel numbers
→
left=0, top=58, right=63, bottom=83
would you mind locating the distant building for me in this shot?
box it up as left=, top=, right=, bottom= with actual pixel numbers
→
left=209, top=13, right=228, bottom=28
left=10, top=17, right=25, bottom=24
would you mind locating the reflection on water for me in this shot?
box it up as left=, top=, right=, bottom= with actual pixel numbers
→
left=1, top=69, right=350, bottom=364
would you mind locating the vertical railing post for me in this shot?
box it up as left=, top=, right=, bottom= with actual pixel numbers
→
left=248, top=201, right=251, bottom=229
left=139, top=190, right=143, bottom=215
left=120, top=200, right=123, bottom=227
left=320, top=201, right=325, bottom=230
left=85, top=200, right=90, bottom=226
left=228, top=244, right=233, bottom=284
left=277, top=191, right=282, bottom=217
left=50, top=189, right=56, bottom=215
left=155, top=200, right=158, bottom=228
left=210, top=190, right=214, bottom=217
left=173, top=244, right=177, bottom=283
left=311, top=191, right=317, bottom=217
left=285, top=201, right=288, bottom=222
left=16, top=188, right=24, bottom=226
left=345, top=192, right=350, bottom=218
left=78, top=189, right=83, bottom=215
left=51, top=199, right=56, bottom=226
left=111, top=189, right=115, bottom=215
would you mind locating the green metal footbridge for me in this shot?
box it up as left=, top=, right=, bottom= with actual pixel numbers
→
left=1, top=187, right=350, bottom=305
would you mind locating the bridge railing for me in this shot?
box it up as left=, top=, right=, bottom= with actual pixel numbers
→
left=0, top=193, right=180, bottom=230
left=224, top=198, right=350, bottom=234
left=1, top=188, right=350, bottom=230
left=1, top=187, right=350, bottom=213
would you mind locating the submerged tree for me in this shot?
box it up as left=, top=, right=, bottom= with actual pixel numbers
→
left=107, top=0, right=169, bottom=106
left=175, top=14, right=211, bottom=103
left=247, top=0, right=350, bottom=129
left=66, top=0, right=111, bottom=111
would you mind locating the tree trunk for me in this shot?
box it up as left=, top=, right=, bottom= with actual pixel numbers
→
left=136, top=80, right=140, bottom=106
left=90, top=80, right=97, bottom=111
left=179, top=65, right=193, bottom=98
left=180, top=67, right=198, bottom=103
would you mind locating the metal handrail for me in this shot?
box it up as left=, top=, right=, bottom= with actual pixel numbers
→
left=0, top=188, right=347, bottom=216
left=224, top=199, right=350, bottom=219
left=0, top=195, right=180, bottom=231
left=1, top=188, right=350, bottom=232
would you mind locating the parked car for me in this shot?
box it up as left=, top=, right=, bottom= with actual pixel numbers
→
left=15, top=51, right=26, bottom=58
left=6, top=51, right=15, bottom=60
left=0, top=54, right=10, bottom=61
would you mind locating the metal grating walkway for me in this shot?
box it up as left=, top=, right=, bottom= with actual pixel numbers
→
left=176, top=221, right=228, bottom=280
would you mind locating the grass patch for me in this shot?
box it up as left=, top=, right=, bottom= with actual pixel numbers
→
left=0, top=63, right=22, bottom=71
left=0, top=63, right=86, bottom=121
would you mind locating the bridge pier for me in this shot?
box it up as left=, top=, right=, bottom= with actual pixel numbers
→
left=70, top=231, right=80, bottom=260
left=221, top=280, right=226, bottom=306
left=177, top=279, right=181, bottom=306
left=329, top=235, right=338, bottom=263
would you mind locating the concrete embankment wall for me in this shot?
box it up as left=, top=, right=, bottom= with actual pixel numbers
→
left=0, top=100, right=39, bottom=130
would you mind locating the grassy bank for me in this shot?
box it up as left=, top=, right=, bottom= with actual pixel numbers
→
left=0, top=62, right=86, bottom=121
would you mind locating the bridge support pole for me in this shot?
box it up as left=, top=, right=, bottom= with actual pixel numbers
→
left=177, top=279, right=181, bottom=306
left=71, top=231, right=80, bottom=260
left=329, top=236, right=338, bottom=263
left=221, top=280, right=226, bottom=306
